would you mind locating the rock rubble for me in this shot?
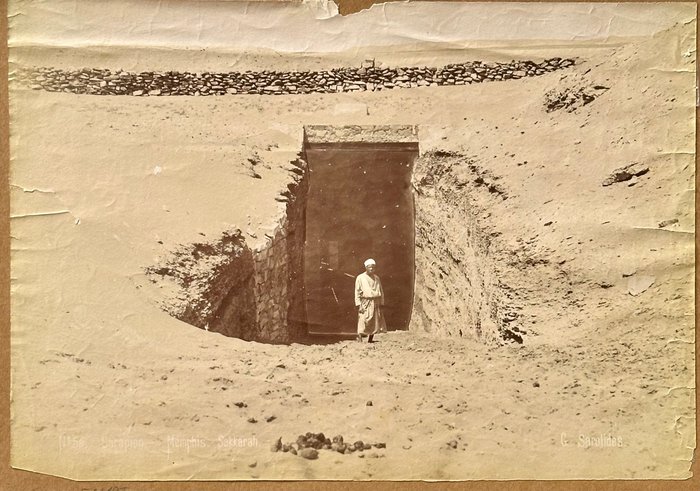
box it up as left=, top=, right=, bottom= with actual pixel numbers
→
left=271, top=433, right=386, bottom=459
left=16, top=58, right=575, bottom=96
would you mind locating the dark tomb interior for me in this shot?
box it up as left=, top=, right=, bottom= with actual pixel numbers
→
left=302, top=141, right=418, bottom=335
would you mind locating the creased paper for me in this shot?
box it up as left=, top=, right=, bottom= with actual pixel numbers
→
left=8, top=0, right=696, bottom=481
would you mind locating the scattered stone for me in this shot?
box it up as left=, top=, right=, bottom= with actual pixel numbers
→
left=249, top=461, right=257, bottom=468
left=533, top=381, right=540, bottom=388
left=658, top=218, right=679, bottom=228
left=447, top=440, right=458, bottom=449
left=544, top=84, right=608, bottom=112
left=273, top=432, right=385, bottom=459
left=265, top=415, right=277, bottom=423
left=234, top=402, right=247, bottom=408
left=602, top=163, right=650, bottom=187
left=247, top=417, right=258, bottom=423
left=270, top=437, right=282, bottom=452
left=366, top=400, right=373, bottom=406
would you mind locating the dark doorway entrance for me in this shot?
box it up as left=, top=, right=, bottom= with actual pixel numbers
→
left=303, top=138, right=418, bottom=335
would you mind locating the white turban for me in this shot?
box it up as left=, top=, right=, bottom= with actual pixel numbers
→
left=364, top=258, right=376, bottom=267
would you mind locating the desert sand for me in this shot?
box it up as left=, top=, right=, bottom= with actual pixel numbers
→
left=8, top=4, right=696, bottom=480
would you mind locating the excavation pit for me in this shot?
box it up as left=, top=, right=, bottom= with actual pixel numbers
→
left=146, top=125, right=526, bottom=345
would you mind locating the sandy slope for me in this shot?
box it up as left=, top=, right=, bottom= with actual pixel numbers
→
left=9, top=21, right=695, bottom=479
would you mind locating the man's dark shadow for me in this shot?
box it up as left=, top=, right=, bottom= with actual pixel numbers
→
left=292, top=333, right=385, bottom=346
left=293, top=333, right=357, bottom=346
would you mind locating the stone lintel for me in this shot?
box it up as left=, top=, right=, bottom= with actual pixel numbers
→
left=303, top=125, right=419, bottom=145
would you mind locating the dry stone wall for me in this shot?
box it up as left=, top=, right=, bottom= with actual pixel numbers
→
left=15, top=58, right=575, bottom=96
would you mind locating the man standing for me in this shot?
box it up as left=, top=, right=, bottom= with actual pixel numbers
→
left=355, top=258, right=387, bottom=343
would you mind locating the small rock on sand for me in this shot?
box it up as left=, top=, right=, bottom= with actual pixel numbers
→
left=299, top=448, right=318, bottom=460
left=658, top=218, right=679, bottom=228
left=602, top=163, right=649, bottom=186
left=270, top=437, right=282, bottom=452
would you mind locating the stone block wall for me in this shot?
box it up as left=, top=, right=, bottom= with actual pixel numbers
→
left=251, top=230, right=291, bottom=342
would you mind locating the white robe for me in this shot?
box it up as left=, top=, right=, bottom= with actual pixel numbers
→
left=354, top=272, right=387, bottom=335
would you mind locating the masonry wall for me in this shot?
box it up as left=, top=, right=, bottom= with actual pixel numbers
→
left=250, top=164, right=308, bottom=342
left=251, top=230, right=291, bottom=342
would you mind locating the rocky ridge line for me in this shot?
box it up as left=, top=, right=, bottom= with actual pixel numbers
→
left=16, top=58, right=575, bottom=96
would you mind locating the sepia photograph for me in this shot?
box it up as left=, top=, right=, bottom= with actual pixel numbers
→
left=6, top=0, right=697, bottom=482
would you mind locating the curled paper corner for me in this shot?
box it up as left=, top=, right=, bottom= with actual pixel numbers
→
left=302, top=0, right=339, bottom=19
